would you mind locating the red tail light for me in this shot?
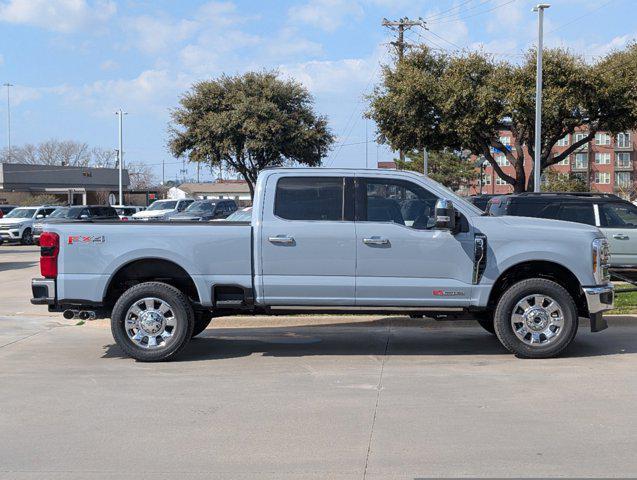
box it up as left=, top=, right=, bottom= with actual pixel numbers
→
left=40, top=232, right=59, bottom=278
left=121, top=217, right=129, bottom=221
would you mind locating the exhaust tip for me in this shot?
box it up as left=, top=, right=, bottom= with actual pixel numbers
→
left=79, top=311, right=96, bottom=321
left=63, top=309, right=76, bottom=320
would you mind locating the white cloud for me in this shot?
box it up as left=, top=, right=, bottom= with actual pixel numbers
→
left=0, top=0, right=116, bottom=33
left=126, top=15, right=198, bottom=55
left=99, top=59, right=118, bottom=71
left=288, top=0, right=363, bottom=32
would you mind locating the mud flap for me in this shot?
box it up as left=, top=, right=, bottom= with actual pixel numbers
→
left=589, top=313, right=608, bottom=333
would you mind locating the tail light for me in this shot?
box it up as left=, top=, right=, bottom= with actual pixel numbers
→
left=40, top=232, right=59, bottom=278
left=121, top=217, right=129, bottom=221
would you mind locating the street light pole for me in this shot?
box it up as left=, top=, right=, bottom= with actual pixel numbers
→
left=533, top=4, right=550, bottom=192
left=3, top=83, right=13, bottom=160
left=115, top=109, right=127, bottom=205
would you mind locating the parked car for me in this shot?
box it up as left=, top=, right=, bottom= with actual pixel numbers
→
left=33, top=205, right=119, bottom=243
left=0, top=206, right=57, bottom=245
left=113, top=205, right=146, bottom=221
left=170, top=199, right=238, bottom=221
left=0, top=205, right=17, bottom=219
left=486, top=192, right=637, bottom=271
left=31, top=168, right=614, bottom=361
left=131, top=199, right=194, bottom=221
left=223, top=206, right=252, bottom=222
left=467, top=194, right=499, bottom=212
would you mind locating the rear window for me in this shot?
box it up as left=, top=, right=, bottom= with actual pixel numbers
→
left=599, top=202, right=637, bottom=228
left=274, top=177, right=344, bottom=221
left=89, top=207, right=118, bottom=217
left=557, top=203, right=595, bottom=226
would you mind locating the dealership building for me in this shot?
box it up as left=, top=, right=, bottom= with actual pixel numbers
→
left=0, top=163, right=130, bottom=205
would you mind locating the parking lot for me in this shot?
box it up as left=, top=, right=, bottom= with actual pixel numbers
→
left=1, top=246, right=637, bottom=479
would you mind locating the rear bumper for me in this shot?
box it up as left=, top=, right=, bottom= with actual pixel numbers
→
left=582, top=284, right=614, bottom=333
left=31, top=278, right=56, bottom=305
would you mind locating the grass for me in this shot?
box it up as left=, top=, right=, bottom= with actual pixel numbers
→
left=610, top=288, right=637, bottom=314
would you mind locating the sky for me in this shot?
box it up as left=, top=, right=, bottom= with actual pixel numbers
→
left=0, top=0, right=636, bottom=183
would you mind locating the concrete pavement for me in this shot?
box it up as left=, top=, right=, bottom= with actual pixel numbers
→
left=2, top=245, right=637, bottom=479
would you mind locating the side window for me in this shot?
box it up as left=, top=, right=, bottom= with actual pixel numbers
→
left=599, top=203, right=637, bottom=229
left=275, top=177, right=344, bottom=221
left=44, top=208, right=57, bottom=217
left=557, top=203, right=595, bottom=226
left=359, top=178, right=438, bottom=230
left=80, top=208, right=91, bottom=218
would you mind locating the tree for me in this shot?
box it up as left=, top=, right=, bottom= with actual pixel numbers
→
left=540, top=170, right=587, bottom=192
left=395, top=150, right=476, bottom=191
left=168, top=71, right=335, bottom=198
left=368, top=44, right=637, bottom=192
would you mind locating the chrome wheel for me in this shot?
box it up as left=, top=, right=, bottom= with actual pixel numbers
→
left=510, top=294, right=564, bottom=347
left=124, top=297, right=177, bottom=349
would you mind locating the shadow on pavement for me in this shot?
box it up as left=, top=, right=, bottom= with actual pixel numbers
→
left=101, top=316, right=637, bottom=361
left=0, top=260, right=38, bottom=272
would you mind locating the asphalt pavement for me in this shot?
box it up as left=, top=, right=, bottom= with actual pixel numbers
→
left=1, top=245, right=637, bottom=479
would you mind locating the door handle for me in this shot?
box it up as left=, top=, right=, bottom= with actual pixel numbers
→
left=613, top=234, right=629, bottom=240
left=363, top=236, right=390, bottom=246
left=268, top=235, right=295, bottom=245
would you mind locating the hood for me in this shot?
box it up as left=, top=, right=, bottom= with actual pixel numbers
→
left=132, top=209, right=173, bottom=219
left=0, top=218, right=30, bottom=226
left=473, top=214, right=602, bottom=239
left=170, top=214, right=202, bottom=221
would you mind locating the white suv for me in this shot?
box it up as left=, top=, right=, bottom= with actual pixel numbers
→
left=131, top=199, right=194, bottom=221
left=0, top=206, right=57, bottom=245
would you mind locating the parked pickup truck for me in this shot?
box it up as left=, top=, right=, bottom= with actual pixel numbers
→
left=31, top=168, right=614, bottom=361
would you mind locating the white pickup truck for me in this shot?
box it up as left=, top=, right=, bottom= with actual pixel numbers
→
left=31, top=168, right=614, bottom=361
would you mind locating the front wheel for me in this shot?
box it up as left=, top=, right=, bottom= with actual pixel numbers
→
left=111, top=282, right=194, bottom=361
left=21, top=228, right=33, bottom=245
left=494, top=278, right=578, bottom=358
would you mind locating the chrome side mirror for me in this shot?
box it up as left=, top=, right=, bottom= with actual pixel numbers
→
left=434, top=198, right=456, bottom=231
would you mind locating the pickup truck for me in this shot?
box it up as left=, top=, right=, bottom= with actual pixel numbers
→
left=31, top=168, right=615, bottom=361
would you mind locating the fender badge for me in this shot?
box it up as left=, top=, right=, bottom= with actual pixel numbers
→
left=68, top=235, right=105, bottom=245
left=433, top=290, right=465, bottom=297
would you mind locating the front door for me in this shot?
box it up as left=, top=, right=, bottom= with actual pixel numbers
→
left=260, top=174, right=356, bottom=305
left=355, top=175, right=475, bottom=306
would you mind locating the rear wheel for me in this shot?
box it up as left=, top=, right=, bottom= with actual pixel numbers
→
left=111, top=282, right=194, bottom=362
left=192, top=311, right=213, bottom=338
left=494, top=278, right=578, bottom=358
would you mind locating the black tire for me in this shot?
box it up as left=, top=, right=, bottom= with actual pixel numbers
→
left=21, top=228, right=33, bottom=245
left=111, top=282, right=194, bottom=362
left=494, top=278, right=578, bottom=359
left=192, top=311, right=213, bottom=338
left=474, top=310, right=496, bottom=335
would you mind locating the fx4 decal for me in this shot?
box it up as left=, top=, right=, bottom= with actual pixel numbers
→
left=68, top=235, right=105, bottom=245
left=433, top=290, right=465, bottom=297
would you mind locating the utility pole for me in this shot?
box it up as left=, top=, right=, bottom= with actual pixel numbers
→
left=382, top=17, right=425, bottom=165
left=115, top=109, right=127, bottom=205
left=3, top=83, right=13, bottom=160
left=161, top=158, right=165, bottom=185
left=532, top=4, right=550, bottom=192
left=197, top=161, right=200, bottom=183
left=423, top=148, right=428, bottom=176
left=365, top=119, right=369, bottom=168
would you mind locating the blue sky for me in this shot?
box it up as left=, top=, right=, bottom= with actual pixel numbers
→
left=1, top=0, right=635, bottom=183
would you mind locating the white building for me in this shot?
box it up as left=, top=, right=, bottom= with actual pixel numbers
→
left=170, top=180, right=252, bottom=204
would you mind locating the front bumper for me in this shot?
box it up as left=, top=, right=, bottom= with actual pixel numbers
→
left=0, top=229, right=20, bottom=240
left=582, top=284, right=614, bottom=332
left=31, top=278, right=56, bottom=305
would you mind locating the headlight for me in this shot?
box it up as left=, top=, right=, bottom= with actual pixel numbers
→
left=592, top=238, right=610, bottom=284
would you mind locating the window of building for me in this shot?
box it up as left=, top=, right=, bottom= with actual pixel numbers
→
left=360, top=178, right=438, bottom=230
left=482, top=174, right=491, bottom=186
left=495, top=176, right=507, bottom=185
left=574, top=132, right=589, bottom=143
left=595, top=132, right=611, bottom=146
left=595, top=152, right=611, bottom=164
left=556, top=135, right=569, bottom=147
left=495, top=155, right=510, bottom=166
left=274, top=176, right=344, bottom=221
left=594, top=172, right=611, bottom=184
left=574, top=153, right=588, bottom=169
left=617, top=132, right=631, bottom=148
left=556, top=156, right=570, bottom=166
left=615, top=172, right=632, bottom=188
left=499, top=135, right=511, bottom=146
left=616, top=152, right=631, bottom=168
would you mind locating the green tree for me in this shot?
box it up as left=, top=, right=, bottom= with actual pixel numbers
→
left=369, top=44, right=637, bottom=192
left=540, top=170, right=587, bottom=192
left=169, top=71, right=335, bottom=198
left=395, top=150, right=476, bottom=191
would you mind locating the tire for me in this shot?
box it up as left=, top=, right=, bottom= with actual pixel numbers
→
left=21, top=228, right=33, bottom=245
left=110, top=282, right=194, bottom=362
left=474, top=310, right=496, bottom=335
left=494, top=278, right=578, bottom=359
left=192, top=311, right=213, bottom=338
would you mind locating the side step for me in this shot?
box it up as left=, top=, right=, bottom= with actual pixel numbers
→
left=212, top=284, right=254, bottom=310
left=215, top=300, right=245, bottom=308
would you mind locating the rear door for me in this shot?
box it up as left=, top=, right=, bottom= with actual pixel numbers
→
left=598, top=202, right=637, bottom=267
left=555, top=202, right=596, bottom=226
left=260, top=174, right=356, bottom=305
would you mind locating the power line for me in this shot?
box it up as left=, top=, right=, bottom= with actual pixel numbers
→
left=429, top=0, right=518, bottom=25
left=546, top=0, right=616, bottom=35
left=424, top=0, right=492, bottom=23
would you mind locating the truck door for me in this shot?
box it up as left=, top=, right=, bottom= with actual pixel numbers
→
left=354, top=175, right=475, bottom=306
left=598, top=202, right=637, bottom=267
left=259, top=174, right=356, bottom=305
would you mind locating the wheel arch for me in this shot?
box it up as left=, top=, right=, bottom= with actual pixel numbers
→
left=103, top=257, right=201, bottom=307
left=487, top=260, right=588, bottom=317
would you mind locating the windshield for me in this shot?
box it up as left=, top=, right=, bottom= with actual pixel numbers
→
left=185, top=201, right=215, bottom=213
left=5, top=208, right=37, bottom=219
left=147, top=200, right=177, bottom=211
left=226, top=208, right=252, bottom=221
left=49, top=207, right=73, bottom=218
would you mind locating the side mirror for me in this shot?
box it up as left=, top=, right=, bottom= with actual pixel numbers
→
left=434, top=199, right=456, bottom=231
left=79, top=214, right=89, bottom=219
left=36, top=214, right=44, bottom=219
